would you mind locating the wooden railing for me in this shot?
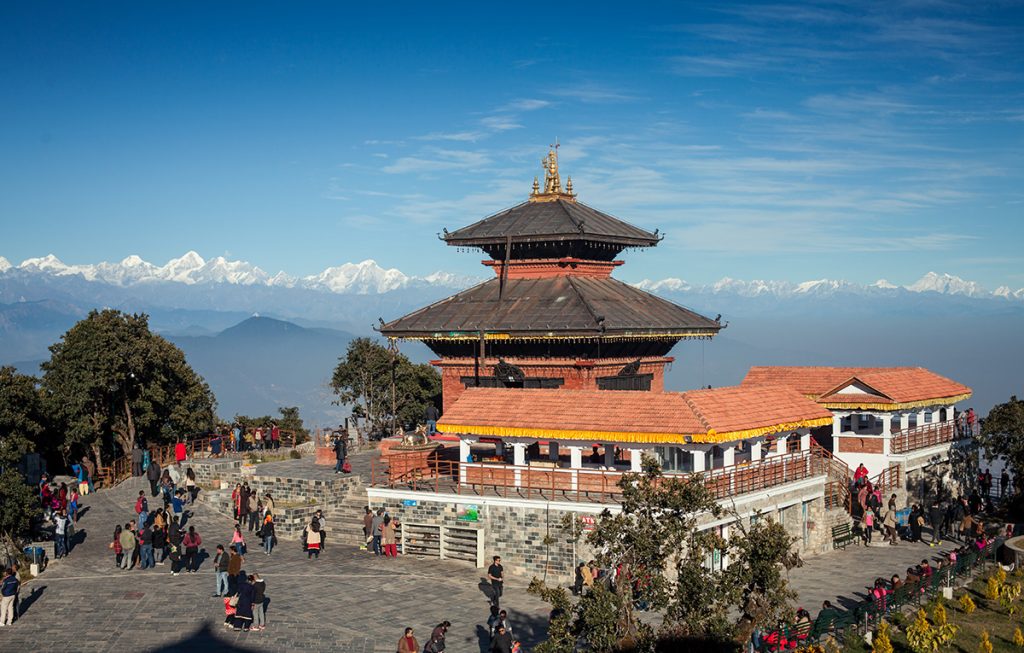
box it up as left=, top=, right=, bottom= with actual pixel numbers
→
left=890, top=420, right=961, bottom=454
left=94, top=430, right=296, bottom=488
left=868, top=464, right=902, bottom=494
left=372, top=446, right=829, bottom=504
left=811, top=441, right=852, bottom=512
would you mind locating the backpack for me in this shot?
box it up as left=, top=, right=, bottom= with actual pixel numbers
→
left=135, top=497, right=145, bottom=514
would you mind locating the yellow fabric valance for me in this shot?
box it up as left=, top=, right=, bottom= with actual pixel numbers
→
left=819, top=392, right=971, bottom=411
left=437, top=415, right=834, bottom=446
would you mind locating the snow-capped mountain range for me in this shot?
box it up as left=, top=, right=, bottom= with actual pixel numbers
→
left=0, top=252, right=475, bottom=295
left=0, top=252, right=1022, bottom=300
left=635, top=271, right=1024, bottom=300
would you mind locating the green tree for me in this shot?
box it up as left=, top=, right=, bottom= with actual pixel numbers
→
left=0, top=367, right=47, bottom=538
left=529, top=456, right=798, bottom=651
left=979, top=396, right=1024, bottom=494
left=231, top=406, right=310, bottom=444
left=330, top=337, right=440, bottom=439
left=41, top=310, right=216, bottom=468
left=0, top=366, right=45, bottom=469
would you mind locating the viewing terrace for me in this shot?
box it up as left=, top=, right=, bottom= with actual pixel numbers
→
left=371, top=439, right=834, bottom=504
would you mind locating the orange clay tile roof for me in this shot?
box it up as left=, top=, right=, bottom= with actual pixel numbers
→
left=437, top=385, right=832, bottom=444
left=742, top=366, right=972, bottom=406
left=682, top=385, right=834, bottom=436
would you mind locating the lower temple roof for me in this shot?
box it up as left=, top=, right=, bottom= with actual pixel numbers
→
left=380, top=275, right=721, bottom=340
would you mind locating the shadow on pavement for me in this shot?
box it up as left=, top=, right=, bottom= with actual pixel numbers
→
left=150, top=622, right=257, bottom=652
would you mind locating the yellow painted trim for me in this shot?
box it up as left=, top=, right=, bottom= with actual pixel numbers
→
left=437, top=416, right=834, bottom=445
left=820, top=392, right=971, bottom=411
left=394, top=332, right=716, bottom=343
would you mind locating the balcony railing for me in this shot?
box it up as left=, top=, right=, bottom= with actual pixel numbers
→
left=890, top=418, right=973, bottom=454
left=371, top=446, right=828, bottom=504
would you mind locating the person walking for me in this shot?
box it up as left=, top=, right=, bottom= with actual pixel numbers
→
left=131, top=443, right=144, bottom=477
left=232, top=574, right=255, bottom=631
left=263, top=493, right=275, bottom=518
left=0, top=567, right=18, bottom=627
left=138, top=522, right=155, bottom=569
left=425, top=403, right=440, bottom=436
left=270, top=422, right=281, bottom=450
left=246, top=492, right=259, bottom=532
left=182, top=526, right=202, bottom=573
left=251, top=573, right=267, bottom=631
left=1001, top=469, right=1011, bottom=497
left=146, top=458, right=161, bottom=497
left=487, top=555, right=505, bottom=607
left=111, top=525, right=124, bottom=567
left=315, top=510, right=327, bottom=551
left=928, top=499, right=944, bottom=546
left=174, top=439, right=187, bottom=465
left=260, top=513, right=276, bottom=555
left=213, top=545, right=230, bottom=597
left=362, top=506, right=373, bottom=551
left=53, top=509, right=71, bottom=559
left=427, top=622, right=449, bottom=653
left=882, top=506, right=898, bottom=545
left=381, top=515, right=397, bottom=557
left=370, top=508, right=384, bottom=556
left=862, top=510, right=874, bottom=545
left=231, top=524, right=246, bottom=556
left=333, top=436, right=347, bottom=474
left=185, top=467, right=198, bottom=504
left=397, top=627, right=419, bottom=653
left=490, top=623, right=513, bottom=653
left=303, top=519, right=322, bottom=559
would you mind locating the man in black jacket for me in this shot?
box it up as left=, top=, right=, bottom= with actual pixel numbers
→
left=928, top=499, right=945, bottom=545
left=146, top=460, right=161, bottom=497
left=333, top=436, right=347, bottom=474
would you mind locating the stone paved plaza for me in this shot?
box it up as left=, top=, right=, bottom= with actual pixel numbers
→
left=0, top=469, right=971, bottom=652
left=0, top=481, right=553, bottom=652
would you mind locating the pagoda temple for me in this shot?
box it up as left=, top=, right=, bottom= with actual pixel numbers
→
left=381, top=146, right=722, bottom=409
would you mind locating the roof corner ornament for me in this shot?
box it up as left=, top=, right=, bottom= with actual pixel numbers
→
left=529, top=141, right=576, bottom=203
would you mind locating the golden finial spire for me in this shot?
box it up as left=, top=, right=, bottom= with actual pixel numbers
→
left=529, top=140, right=576, bottom=202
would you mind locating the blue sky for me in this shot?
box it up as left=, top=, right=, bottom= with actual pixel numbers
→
left=2, top=1, right=1023, bottom=287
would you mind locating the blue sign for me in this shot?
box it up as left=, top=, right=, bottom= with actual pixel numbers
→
left=402, top=499, right=418, bottom=507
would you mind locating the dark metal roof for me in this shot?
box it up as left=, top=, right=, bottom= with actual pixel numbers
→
left=380, top=276, right=720, bottom=338
left=443, top=199, right=660, bottom=248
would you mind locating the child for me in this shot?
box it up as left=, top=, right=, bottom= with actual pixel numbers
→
left=231, top=524, right=246, bottom=556
left=863, top=510, right=874, bottom=544
left=223, top=596, right=237, bottom=627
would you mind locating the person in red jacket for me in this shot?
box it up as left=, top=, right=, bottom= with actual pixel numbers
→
left=175, top=439, right=187, bottom=464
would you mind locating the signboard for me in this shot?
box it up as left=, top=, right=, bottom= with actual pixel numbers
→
left=402, top=499, right=418, bottom=507
left=457, top=504, right=479, bottom=522
left=579, top=515, right=596, bottom=532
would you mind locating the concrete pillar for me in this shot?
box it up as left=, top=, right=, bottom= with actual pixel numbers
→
left=512, top=443, right=527, bottom=488
left=832, top=414, right=842, bottom=437
left=512, top=443, right=527, bottom=466
left=691, top=449, right=706, bottom=473
left=776, top=436, right=787, bottom=455
left=947, top=406, right=955, bottom=422
left=567, top=446, right=583, bottom=469
left=722, top=446, right=735, bottom=468
left=880, top=414, right=892, bottom=436
left=917, top=410, right=927, bottom=426
left=459, top=438, right=476, bottom=483
left=628, top=448, right=643, bottom=472
left=799, top=432, right=811, bottom=451
left=750, top=441, right=763, bottom=461
left=900, top=413, right=910, bottom=431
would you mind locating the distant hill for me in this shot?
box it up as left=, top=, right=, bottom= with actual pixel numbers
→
left=168, top=316, right=357, bottom=427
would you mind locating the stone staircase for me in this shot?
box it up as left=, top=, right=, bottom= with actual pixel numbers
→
left=321, top=483, right=370, bottom=546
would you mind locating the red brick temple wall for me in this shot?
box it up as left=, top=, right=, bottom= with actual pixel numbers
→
left=434, top=356, right=673, bottom=411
